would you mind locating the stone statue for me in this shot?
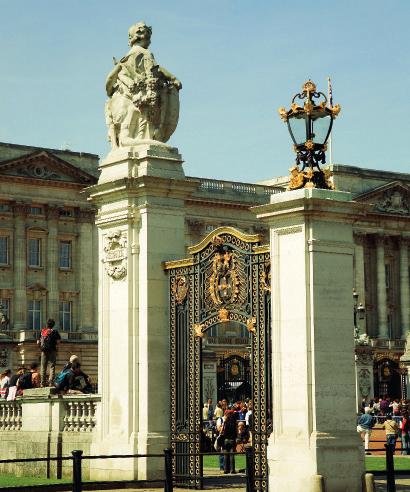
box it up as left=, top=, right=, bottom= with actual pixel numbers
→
left=105, top=21, right=182, bottom=149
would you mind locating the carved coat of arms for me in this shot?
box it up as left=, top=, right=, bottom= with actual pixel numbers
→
left=103, top=230, right=128, bottom=280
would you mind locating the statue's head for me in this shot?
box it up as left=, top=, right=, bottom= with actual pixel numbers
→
left=128, top=21, right=152, bottom=48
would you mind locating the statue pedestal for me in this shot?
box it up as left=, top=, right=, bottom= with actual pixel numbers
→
left=88, top=144, right=196, bottom=481
left=99, top=141, right=185, bottom=184
left=254, top=189, right=365, bottom=492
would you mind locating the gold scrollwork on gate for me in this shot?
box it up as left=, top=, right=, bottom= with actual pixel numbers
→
left=193, top=323, right=204, bottom=338
left=261, top=261, right=271, bottom=292
left=247, top=317, right=257, bottom=334
left=172, top=275, right=189, bottom=304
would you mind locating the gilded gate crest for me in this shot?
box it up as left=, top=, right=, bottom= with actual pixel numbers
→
left=209, top=250, right=239, bottom=305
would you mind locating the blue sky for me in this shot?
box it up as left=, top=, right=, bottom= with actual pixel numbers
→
left=0, top=1, right=409, bottom=182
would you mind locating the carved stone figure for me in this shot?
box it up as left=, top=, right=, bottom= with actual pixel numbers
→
left=355, top=332, right=370, bottom=346
left=105, top=21, right=182, bottom=149
left=375, top=188, right=410, bottom=215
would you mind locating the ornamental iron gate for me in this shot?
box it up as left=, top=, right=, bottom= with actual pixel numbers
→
left=165, top=227, right=272, bottom=491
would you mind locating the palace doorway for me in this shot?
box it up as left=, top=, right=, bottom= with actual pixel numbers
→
left=165, top=227, right=272, bottom=491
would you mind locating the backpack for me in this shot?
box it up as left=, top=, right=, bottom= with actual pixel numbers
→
left=40, top=328, right=54, bottom=352
left=18, top=372, right=33, bottom=390
left=55, top=368, right=71, bottom=388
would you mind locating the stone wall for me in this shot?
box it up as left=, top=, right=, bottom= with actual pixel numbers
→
left=0, top=394, right=100, bottom=479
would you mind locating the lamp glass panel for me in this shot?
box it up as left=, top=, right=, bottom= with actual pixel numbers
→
left=312, top=115, right=332, bottom=144
left=288, top=115, right=307, bottom=145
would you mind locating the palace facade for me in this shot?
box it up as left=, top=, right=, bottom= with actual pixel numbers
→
left=1, top=139, right=409, bottom=402
left=0, top=142, right=99, bottom=381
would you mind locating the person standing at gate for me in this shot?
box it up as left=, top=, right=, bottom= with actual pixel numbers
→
left=37, top=319, right=61, bottom=387
left=356, top=407, right=374, bottom=453
left=383, top=414, right=399, bottom=453
left=207, top=399, right=214, bottom=421
left=222, top=410, right=237, bottom=474
left=401, top=411, right=410, bottom=455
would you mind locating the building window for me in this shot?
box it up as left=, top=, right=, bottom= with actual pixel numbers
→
left=0, top=298, right=10, bottom=325
left=28, top=238, right=41, bottom=267
left=59, top=301, right=72, bottom=331
left=30, top=206, right=43, bottom=215
left=28, top=300, right=42, bottom=330
left=0, top=237, right=9, bottom=265
left=59, top=241, right=72, bottom=269
left=59, top=208, right=74, bottom=218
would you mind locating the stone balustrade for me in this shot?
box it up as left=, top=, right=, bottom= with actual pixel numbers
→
left=370, top=338, right=406, bottom=350
left=63, top=398, right=98, bottom=432
left=188, top=176, right=283, bottom=198
left=0, top=393, right=100, bottom=433
left=0, top=330, right=98, bottom=341
left=0, top=400, right=22, bottom=431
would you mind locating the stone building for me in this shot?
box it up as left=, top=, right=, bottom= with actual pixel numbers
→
left=0, top=139, right=409, bottom=402
left=0, top=142, right=99, bottom=381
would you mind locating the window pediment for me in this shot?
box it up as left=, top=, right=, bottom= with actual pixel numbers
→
left=0, top=150, right=97, bottom=185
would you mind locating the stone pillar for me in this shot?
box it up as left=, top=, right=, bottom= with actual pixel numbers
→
left=88, top=143, right=197, bottom=481
left=400, top=237, right=410, bottom=340
left=354, top=232, right=367, bottom=335
left=355, top=351, right=374, bottom=409
left=46, top=208, right=59, bottom=321
left=254, top=188, right=364, bottom=492
left=13, top=203, right=27, bottom=330
left=78, top=212, right=95, bottom=330
left=376, top=235, right=388, bottom=338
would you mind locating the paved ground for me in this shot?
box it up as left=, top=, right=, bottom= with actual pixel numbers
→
left=375, top=476, right=410, bottom=490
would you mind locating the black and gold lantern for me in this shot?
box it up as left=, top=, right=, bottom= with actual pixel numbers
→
left=278, top=80, right=341, bottom=190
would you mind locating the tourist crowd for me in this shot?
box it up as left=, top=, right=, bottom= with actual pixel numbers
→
left=357, top=396, right=410, bottom=455
left=201, top=398, right=253, bottom=473
left=0, top=318, right=93, bottom=400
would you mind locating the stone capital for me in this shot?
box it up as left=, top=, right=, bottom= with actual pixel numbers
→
left=78, top=209, right=96, bottom=223
left=13, top=202, right=27, bottom=217
left=46, top=206, right=60, bottom=220
left=353, top=232, right=367, bottom=246
left=375, top=234, right=386, bottom=247
left=399, top=235, right=410, bottom=248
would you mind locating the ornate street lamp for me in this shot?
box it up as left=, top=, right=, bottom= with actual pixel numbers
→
left=278, top=79, right=341, bottom=190
left=353, top=289, right=365, bottom=339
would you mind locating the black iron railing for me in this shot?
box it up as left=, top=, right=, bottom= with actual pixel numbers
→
left=0, top=448, right=254, bottom=492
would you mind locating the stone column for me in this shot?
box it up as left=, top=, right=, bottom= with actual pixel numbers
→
left=78, top=211, right=95, bottom=330
left=13, top=203, right=27, bottom=330
left=400, top=237, right=410, bottom=340
left=46, top=207, right=59, bottom=321
left=376, top=235, right=388, bottom=338
left=88, top=143, right=197, bottom=481
left=354, top=232, right=367, bottom=335
left=254, top=188, right=364, bottom=492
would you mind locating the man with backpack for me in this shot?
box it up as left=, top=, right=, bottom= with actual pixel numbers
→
left=37, top=319, right=61, bottom=387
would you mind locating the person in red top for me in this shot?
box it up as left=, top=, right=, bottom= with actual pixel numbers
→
left=401, top=411, right=410, bottom=455
left=37, top=319, right=61, bottom=387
